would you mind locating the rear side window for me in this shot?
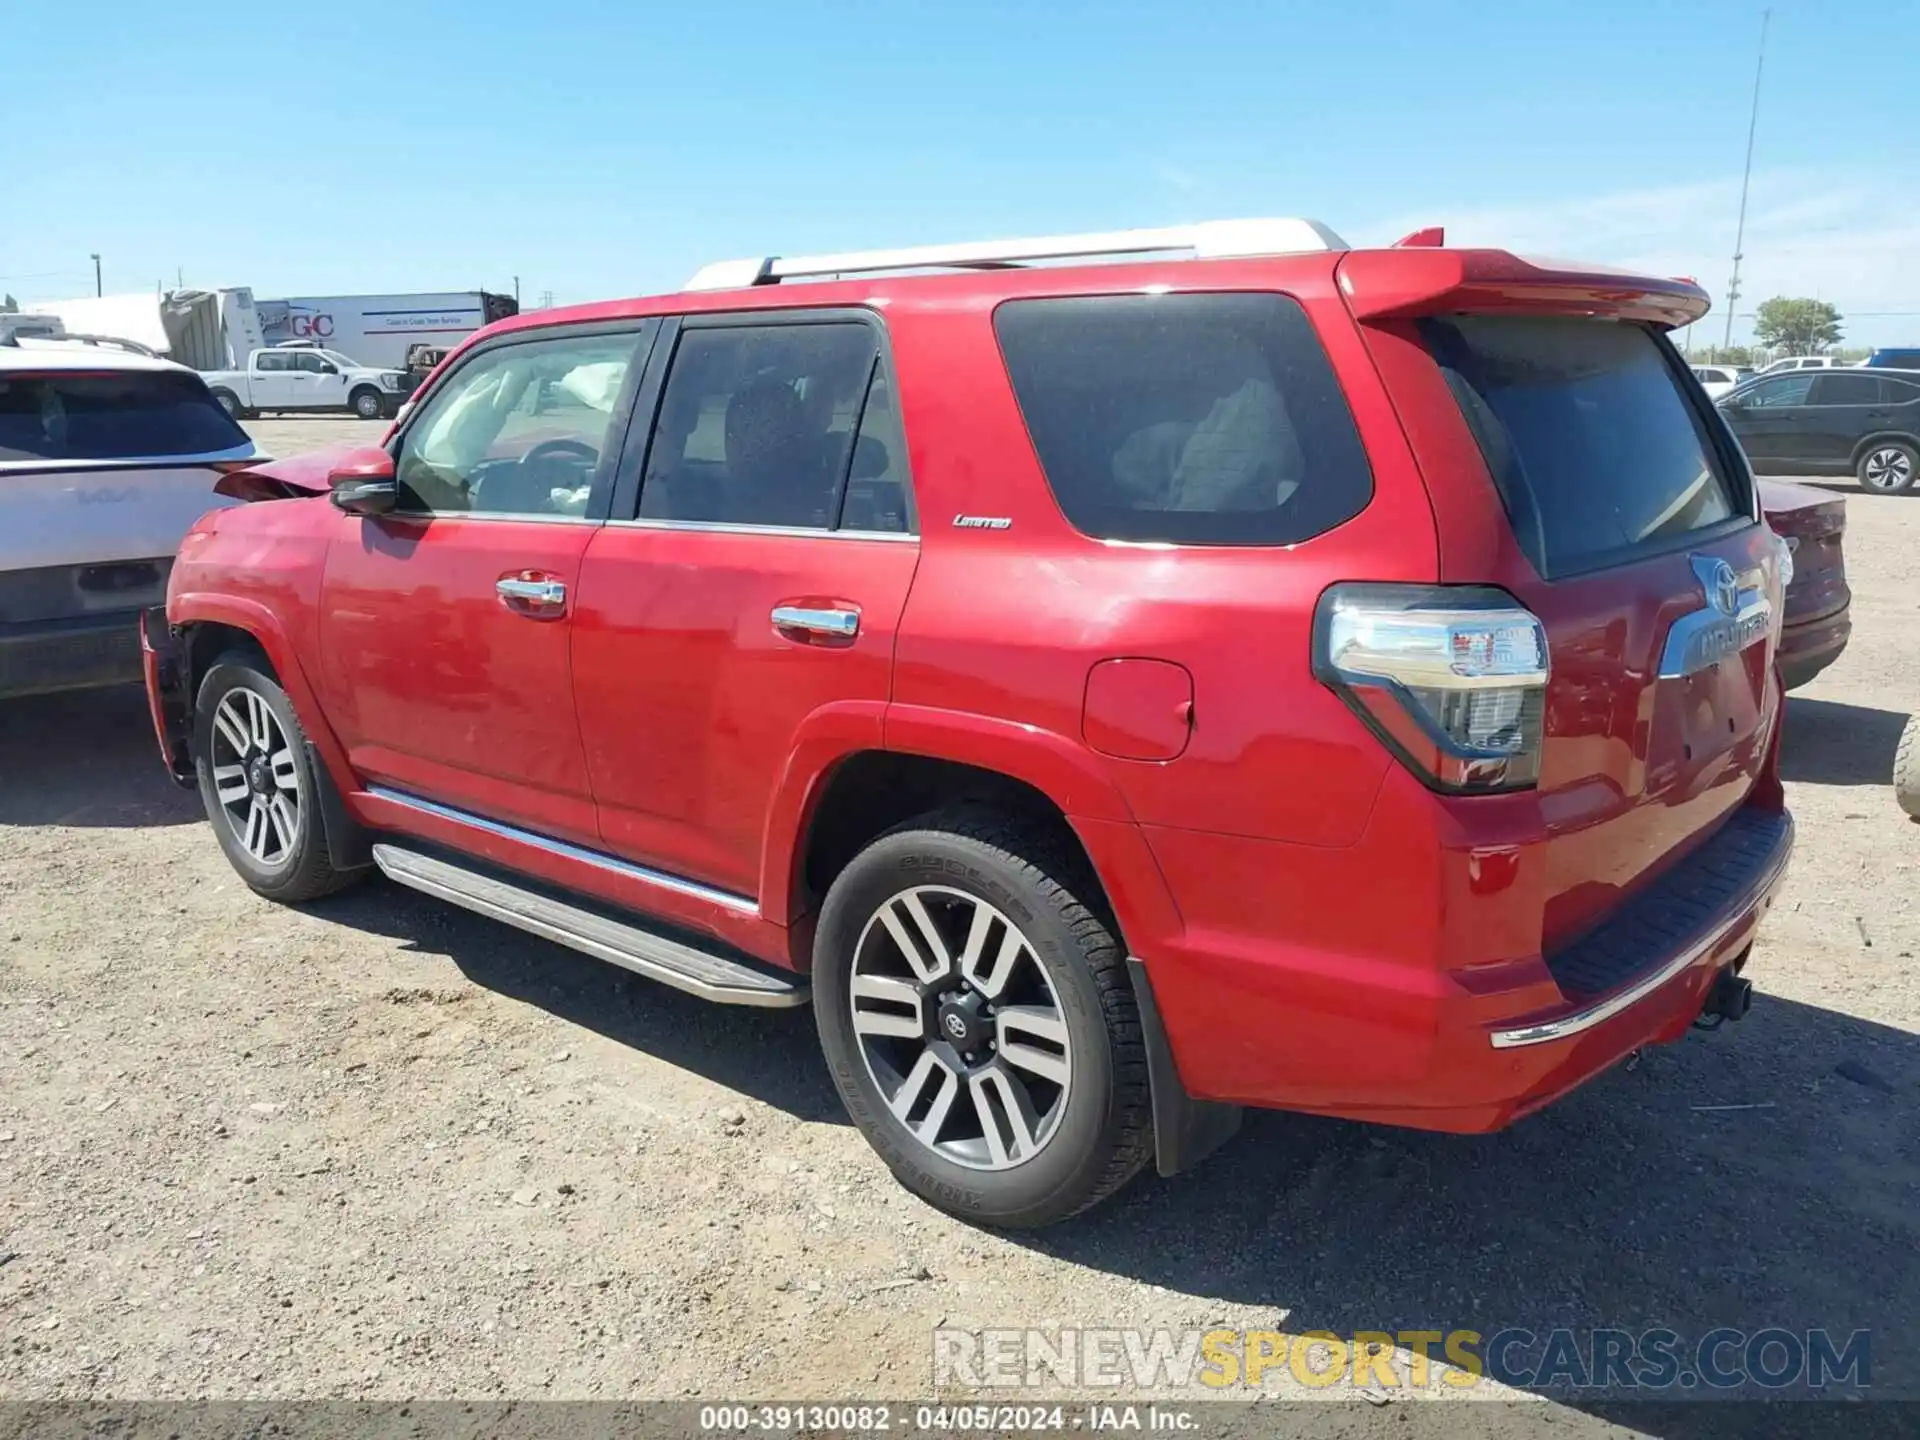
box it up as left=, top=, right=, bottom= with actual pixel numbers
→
left=1809, top=373, right=1883, bottom=405
left=0, top=370, right=248, bottom=463
left=640, top=322, right=884, bottom=530
left=993, top=293, right=1372, bottom=546
left=1419, top=316, right=1747, bottom=578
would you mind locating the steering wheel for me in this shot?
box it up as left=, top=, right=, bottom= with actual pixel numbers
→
left=522, top=437, right=599, bottom=470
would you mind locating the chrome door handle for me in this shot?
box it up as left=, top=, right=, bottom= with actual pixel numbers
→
left=771, top=605, right=859, bottom=639
left=497, top=577, right=567, bottom=609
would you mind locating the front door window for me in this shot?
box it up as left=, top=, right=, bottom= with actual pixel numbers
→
left=397, top=332, right=637, bottom=517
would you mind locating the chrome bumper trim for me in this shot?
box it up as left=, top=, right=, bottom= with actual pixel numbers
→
left=1490, top=814, right=1793, bottom=1050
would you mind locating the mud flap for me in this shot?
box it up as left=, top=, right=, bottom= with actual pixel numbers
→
left=1126, top=956, right=1243, bottom=1177
left=307, top=742, right=374, bottom=873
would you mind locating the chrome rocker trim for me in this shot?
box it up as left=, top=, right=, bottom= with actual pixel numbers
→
left=365, top=785, right=759, bottom=915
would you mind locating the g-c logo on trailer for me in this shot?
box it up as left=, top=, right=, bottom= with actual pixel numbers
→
left=288, top=312, right=334, bottom=339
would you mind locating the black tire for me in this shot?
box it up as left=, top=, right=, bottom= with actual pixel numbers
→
left=349, top=387, right=385, bottom=420
left=813, top=806, right=1153, bottom=1227
left=1857, top=439, right=1918, bottom=494
left=210, top=389, right=252, bottom=422
left=193, top=651, right=362, bottom=903
left=1895, top=713, right=1920, bottom=821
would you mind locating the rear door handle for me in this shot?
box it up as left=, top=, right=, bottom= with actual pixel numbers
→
left=771, top=605, right=859, bottom=639
left=497, top=575, right=568, bottom=615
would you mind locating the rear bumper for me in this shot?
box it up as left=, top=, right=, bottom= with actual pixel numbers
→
left=139, top=608, right=195, bottom=786
left=0, top=609, right=145, bottom=699
left=1777, top=605, right=1850, bottom=689
left=1137, top=801, right=1794, bottom=1134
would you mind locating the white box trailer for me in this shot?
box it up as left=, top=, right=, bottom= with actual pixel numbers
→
left=255, top=291, right=518, bottom=369
left=22, top=289, right=264, bottom=371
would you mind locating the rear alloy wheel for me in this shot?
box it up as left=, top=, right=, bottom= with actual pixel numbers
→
left=350, top=387, right=385, bottom=420
left=194, top=653, right=362, bottom=903
left=1858, top=440, right=1918, bottom=494
left=850, top=886, right=1073, bottom=1171
left=814, top=808, right=1153, bottom=1227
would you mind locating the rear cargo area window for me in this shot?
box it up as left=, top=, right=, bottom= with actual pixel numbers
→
left=0, top=371, right=247, bottom=463
left=993, top=294, right=1372, bottom=546
left=1419, top=316, right=1748, bottom=577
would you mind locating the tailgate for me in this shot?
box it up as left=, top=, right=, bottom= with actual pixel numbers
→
left=1, top=365, right=252, bottom=573
left=1360, top=302, right=1785, bottom=950
left=3, top=462, right=242, bottom=572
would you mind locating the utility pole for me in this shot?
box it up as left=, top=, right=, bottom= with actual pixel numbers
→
left=513, top=274, right=521, bottom=304
left=1724, top=8, right=1770, bottom=352
left=90, top=253, right=101, bottom=296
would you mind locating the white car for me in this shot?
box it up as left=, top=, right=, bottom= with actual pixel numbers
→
left=1755, top=354, right=1849, bottom=376
left=1691, top=364, right=1753, bottom=399
left=0, top=331, right=255, bottom=698
left=202, top=346, right=410, bottom=420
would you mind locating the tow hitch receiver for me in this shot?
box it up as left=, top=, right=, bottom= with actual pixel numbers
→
left=1698, top=970, right=1755, bottom=1027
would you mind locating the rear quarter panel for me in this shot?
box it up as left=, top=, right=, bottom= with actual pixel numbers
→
left=881, top=260, right=1441, bottom=854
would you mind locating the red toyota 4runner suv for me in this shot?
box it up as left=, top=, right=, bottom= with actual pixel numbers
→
left=143, top=219, right=1794, bottom=1227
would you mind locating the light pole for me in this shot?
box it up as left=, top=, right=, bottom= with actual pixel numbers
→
left=90, top=253, right=102, bottom=297
left=1723, top=9, right=1770, bottom=354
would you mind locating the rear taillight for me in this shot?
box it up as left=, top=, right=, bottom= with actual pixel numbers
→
left=1313, top=583, right=1550, bottom=794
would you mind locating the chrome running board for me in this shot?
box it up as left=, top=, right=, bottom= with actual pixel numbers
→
left=371, top=845, right=808, bottom=1009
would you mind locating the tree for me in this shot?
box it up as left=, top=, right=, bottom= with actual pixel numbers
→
left=1753, top=297, right=1843, bottom=355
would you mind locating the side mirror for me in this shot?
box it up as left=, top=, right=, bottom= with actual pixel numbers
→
left=328, top=447, right=399, bottom=515
left=318, top=362, right=339, bottom=375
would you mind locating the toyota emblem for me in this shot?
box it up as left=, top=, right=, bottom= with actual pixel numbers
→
left=1690, top=555, right=1740, bottom=616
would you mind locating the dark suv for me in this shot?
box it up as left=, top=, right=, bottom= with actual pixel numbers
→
left=1719, top=367, right=1920, bottom=492
left=144, top=220, right=1794, bottom=1226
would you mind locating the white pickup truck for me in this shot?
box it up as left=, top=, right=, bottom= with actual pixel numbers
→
left=203, top=347, right=410, bottom=421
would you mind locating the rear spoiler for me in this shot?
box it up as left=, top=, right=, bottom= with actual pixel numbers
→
left=1337, top=249, right=1711, bottom=330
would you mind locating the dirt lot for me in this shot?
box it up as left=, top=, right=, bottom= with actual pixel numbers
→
left=2, top=415, right=1915, bottom=1430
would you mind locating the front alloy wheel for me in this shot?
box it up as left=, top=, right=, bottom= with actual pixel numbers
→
left=193, top=651, right=364, bottom=903
left=850, top=886, right=1072, bottom=1170
left=209, top=686, right=302, bottom=866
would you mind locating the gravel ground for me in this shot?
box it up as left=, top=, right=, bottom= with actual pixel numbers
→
left=1, top=417, right=1914, bottom=1432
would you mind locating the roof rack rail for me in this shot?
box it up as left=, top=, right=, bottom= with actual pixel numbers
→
left=59, top=332, right=161, bottom=358
left=684, top=217, right=1349, bottom=291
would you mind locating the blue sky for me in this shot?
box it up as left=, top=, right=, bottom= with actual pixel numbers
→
left=6, top=1, right=1917, bottom=345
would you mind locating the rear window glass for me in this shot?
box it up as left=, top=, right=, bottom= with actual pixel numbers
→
left=0, top=370, right=247, bottom=463
left=993, top=293, right=1372, bottom=546
left=1419, top=316, right=1747, bottom=578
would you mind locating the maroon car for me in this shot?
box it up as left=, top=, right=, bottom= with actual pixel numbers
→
left=1759, top=479, right=1851, bottom=689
